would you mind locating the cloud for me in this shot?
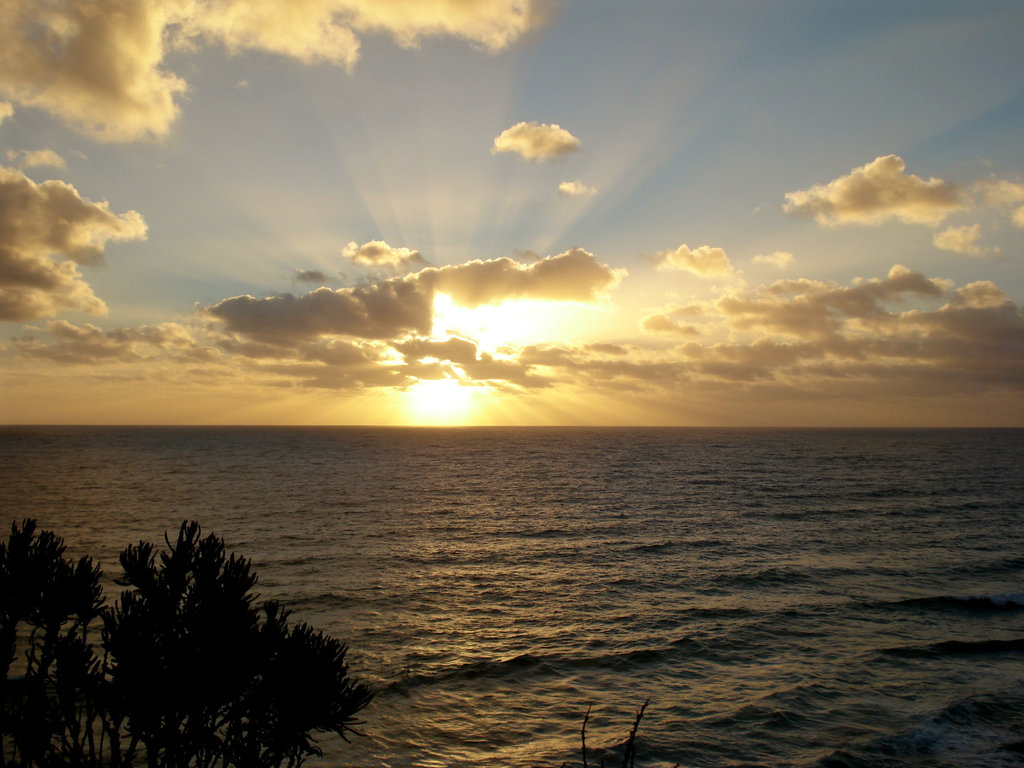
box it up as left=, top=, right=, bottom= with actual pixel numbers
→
left=0, top=101, right=13, bottom=124
left=10, top=279, right=579, bottom=394
left=204, top=248, right=623, bottom=348
left=268, top=264, right=1019, bottom=397
left=17, top=258, right=1024, bottom=408
left=783, top=155, right=964, bottom=226
left=204, top=278, right=434, bottom=344
left=6, top=149, right=66, bottom=170
left=0, top=0, right=188, bottom=142
left=954, top=280, right=1007, bottom=310
left=193, top=0, right=543, bottom=67
left=344, top=0, right=545, bottom=52
left=491, top=122, right=580, bottom=161
left=12, top=319, right=199, bottom=364
left=652, top=244, right=736, bottom=278
left=419, top=247, right=625, bottom=306
left=392, top=335, right=547, bottom=387
left=0, top=166, right=147, bottom=321
left=932, top=224, right=990, bottom=257
left=0, top=0, right=544, bottom=142
left=558, top=180, right=596, bottom=198
left=974, top=178, right=1024, bottom=207
left=640, top=304, right=704, bottom=336
left=973, top=179, right=1024, bottom=229
left=753, top=251, right=794, bottom=268
left=294, top=268, right=330, bottom=284
left=343, top=239, right=426, bottom=268
left=716, top=264, right=948, bottom=339
left=394, top=336, right=479, bottom=366
left=519, top=267, right=1024, bottom=403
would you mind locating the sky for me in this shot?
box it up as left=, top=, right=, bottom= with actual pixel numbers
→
left=1, top=0, right=1023, bottom=426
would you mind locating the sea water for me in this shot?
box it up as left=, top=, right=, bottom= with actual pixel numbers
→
left=2, top=427, right=1023, bottom=767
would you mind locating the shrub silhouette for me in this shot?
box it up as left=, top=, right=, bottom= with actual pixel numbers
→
left=0, top=519, right=105, bottom=767
left=1, top=520, right=372, bottom=768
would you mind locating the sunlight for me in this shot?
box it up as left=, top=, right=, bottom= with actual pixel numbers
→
left=431, top=293, right=606, bottom=353
left=402, top=377, right=477, bottom=425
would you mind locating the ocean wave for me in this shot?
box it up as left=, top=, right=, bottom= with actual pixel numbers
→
left=719, top=566, right=813, bottom=588
left=881, top=637, right=1024, bottom=658
left=970, top=555, right=1024, bottom=577
left=816, top=684, right=1024, bottom=768
left=380, top=639, right=718, bottom=696
left=892, top=593, right=1024, bottom=613
left=381, top=652, right=558, bottom=694
left=626, top=540, right=679, bottom=555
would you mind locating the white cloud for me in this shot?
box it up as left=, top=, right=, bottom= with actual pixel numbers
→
left=0, top=0, right=545, bottom=142
left=6, top=149, right=66, bottom=170
left=0, top=0, right=187, bottom=142
left=491, top=122, right=580, bottom=161
left=558, top=180, right=596, bottom=197
left=640, top=303, right=704, bottom=336
left=343, top=239, right=425, bottom=268
left=752, top=251, right=794, bottom=268
left=652, top=244, right=736, bottom=278
left=972, top=178, right=1024, bottom=229
left=932, top=224, right=989, bottom=257
left=0, top=101, right=13, bottom=124
left=783, top=155, right=964, bottom=226
left=195, top=0, right=544, bottom=66
left=973, top=178, right=1024, bottom=207
left=955, top=281, right=1007, bottom=310
left=419, top=247, right=625, bottom=306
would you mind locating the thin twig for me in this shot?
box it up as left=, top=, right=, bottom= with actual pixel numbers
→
left=621, top=699, right=649, bottom=768
left=581, top=704, right=592, bottom=768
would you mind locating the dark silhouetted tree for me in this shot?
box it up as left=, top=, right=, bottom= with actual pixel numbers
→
left=0, top=519, right=105, bottom=767
left=2, top=520, right=372, bottom=768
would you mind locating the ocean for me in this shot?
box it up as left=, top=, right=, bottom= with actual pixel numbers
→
left=2, top=426, right=1023, bottom=767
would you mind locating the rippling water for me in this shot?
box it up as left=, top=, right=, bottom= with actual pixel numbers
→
left=2, top=427, right=1024, bottom=767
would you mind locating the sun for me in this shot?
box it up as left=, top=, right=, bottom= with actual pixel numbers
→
left=402, top=376, right=477, bottom=425
left=395, top=292, right=613, bottom=425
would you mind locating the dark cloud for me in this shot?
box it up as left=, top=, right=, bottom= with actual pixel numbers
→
left=393, top=336, right=550, bottom=388
left=294, top=268, right=330, bottom=284
left=0, top=166, right=146, bottom=320
left=205, top=248, right=624, bottom=345
left=204, top=278, right=434, bottom=344
left=716, top=265, right=948, bottom=338
left=520, top=267, right=1024, bottom=401
left=12, top=320, right=199, bottom=364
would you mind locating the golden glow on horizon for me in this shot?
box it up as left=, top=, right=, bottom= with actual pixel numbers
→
left=402, top=376, right=478, bottom=425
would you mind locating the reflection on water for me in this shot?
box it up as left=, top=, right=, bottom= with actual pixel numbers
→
left=3, top=427, right=1024, bottom=767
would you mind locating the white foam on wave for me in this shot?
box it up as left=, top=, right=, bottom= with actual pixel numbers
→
left=960, top=592, right=1024, bottom=608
